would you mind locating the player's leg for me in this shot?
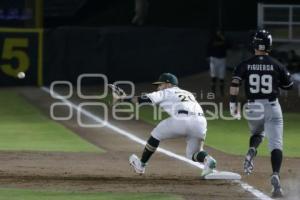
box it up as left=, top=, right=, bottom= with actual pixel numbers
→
left=244, top=134, right=263, bottom=174
left=187, top=137, right=216, bottom=176
left=265, top=101, right=284, bottom=197
left=211, top=77, right=217, bottom=94
left=219, top=79, right=225, bottom=96
left=244, top=102, right=265, bottom=174
left=129, top=135, right=160, bottom=174
left=186, top=116, right=216, bottom=176
left=209, top=57, right=217, bottom=94
left=217, top=58, right=226, bottom=96
left=129, top=117, right=185, bottom=174
left=265, top=102, right=283, bottom=174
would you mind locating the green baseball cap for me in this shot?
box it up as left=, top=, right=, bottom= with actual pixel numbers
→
left=152, top=73, right=179, bottom=86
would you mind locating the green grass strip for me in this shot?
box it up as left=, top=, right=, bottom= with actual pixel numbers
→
left=137, top=104, right=300, bottom=157
left=0, top=90, right=102, bottom=152
left=0, top=188, right=183, bottom=200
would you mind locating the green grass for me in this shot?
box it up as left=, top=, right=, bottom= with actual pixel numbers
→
left=136, top=105, right=300, bottom=157
left=206, top=112, right=300, bottom=157
left=0, top=90, right=102, bottom=152
left=0, top=188, right=183, bottom=200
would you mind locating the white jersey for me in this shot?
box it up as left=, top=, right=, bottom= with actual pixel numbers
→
left=146, top=87, right=204, bottom=116
left=147, top=87, right=207, bottom=159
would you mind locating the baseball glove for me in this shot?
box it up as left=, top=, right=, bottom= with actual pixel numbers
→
left=108, top=84, right=127, bottom=104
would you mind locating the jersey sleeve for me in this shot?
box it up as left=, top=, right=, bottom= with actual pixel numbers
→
left=232, top=62, right=246, bottom=81
left=146, top=90, right=165, bottom=104
left=278, top=64, right=294, bottom=89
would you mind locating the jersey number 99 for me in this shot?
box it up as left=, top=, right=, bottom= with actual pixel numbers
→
left=249, top=74, right=273, bottom=94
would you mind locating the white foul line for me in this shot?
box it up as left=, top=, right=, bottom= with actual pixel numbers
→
left=41, top=87, right=273, bottom=200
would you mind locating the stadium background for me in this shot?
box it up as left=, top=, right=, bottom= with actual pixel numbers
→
left=0, top=1, right=300, bottom=200
left=1, top=0, right=299, bottom=86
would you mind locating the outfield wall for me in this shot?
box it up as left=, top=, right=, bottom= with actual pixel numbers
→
left=43, top=27, right=210, bottom=85
left=0, top=27, right=211, bottom=86
left=0, top=27, right=253, bottom=86
left=0, top=28, right=43, bottom=86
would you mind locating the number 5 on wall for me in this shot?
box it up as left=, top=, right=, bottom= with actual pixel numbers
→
left=1, top=38, right=30, bottom=78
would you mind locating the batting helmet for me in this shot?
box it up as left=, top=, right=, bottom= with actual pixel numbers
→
left=152, top=73, right=178, bottom=86
left=251, top=29, right=272, bottom=52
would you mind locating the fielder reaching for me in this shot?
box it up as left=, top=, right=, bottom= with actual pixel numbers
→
left=229, top=30, right=293, bottom=198
left=110, top=73, right=217, bottom=177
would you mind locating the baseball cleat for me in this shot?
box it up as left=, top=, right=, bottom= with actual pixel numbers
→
left=129, top=154, right=145, bottom=175
left=271, top=173, right=283, bottom=198
left=243, top=147, right=257, bottom=175
left=201, top=155, right=217, bottom=177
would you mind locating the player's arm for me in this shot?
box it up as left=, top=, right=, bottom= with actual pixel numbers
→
left=109, top=84, right=155, bottom=104
left=230, top=79, right=240, bottom=97
left=229, top=78, right=241, bottom=119
left=123, top=95, right=153, bottom=104
left=123, top=89, right=166, bottom=104
left=279, top=65, right=294, bottom=90
left=229, top=63, right=244, bottom=120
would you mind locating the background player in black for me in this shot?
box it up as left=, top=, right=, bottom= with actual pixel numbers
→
left=207, top=29, right=228, bottom=96
left=229, top=30, right=293, bottom=198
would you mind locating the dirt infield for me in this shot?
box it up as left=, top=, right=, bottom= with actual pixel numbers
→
left=0, top=86, right=299, bottom=200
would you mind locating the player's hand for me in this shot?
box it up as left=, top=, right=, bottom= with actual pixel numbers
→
left=108, top=84, right=127, bottom=104
left=230, top=102, right=241, bottom=120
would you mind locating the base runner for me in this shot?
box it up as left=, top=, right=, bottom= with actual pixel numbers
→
left=229, top=30, right=294, bottom=198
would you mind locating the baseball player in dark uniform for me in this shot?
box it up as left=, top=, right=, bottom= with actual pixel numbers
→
left=229, top=29, right=293, bottom=198
left=207, top=30, right=228, bottom=96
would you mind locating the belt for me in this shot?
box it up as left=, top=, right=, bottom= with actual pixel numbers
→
left=248, top=98, right=277, bottom=103
left=177, top=110, right=204, bottom=116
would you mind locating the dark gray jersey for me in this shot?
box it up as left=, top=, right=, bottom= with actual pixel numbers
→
left=232, top=55, right=293, bottom=100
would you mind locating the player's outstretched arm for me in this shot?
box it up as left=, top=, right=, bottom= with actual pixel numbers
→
left=123, top=95, right=153, bottom=104
left=108, top=84, right=153, bottom=105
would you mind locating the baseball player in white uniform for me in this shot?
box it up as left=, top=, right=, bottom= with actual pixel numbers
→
left=114, top=73, right=217, bottom=177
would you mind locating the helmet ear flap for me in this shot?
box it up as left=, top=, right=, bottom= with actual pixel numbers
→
left=258, top=44, right=266, bottom=51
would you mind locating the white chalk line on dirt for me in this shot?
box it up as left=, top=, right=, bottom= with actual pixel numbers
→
left=41, top=87, right=273, bottom=200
